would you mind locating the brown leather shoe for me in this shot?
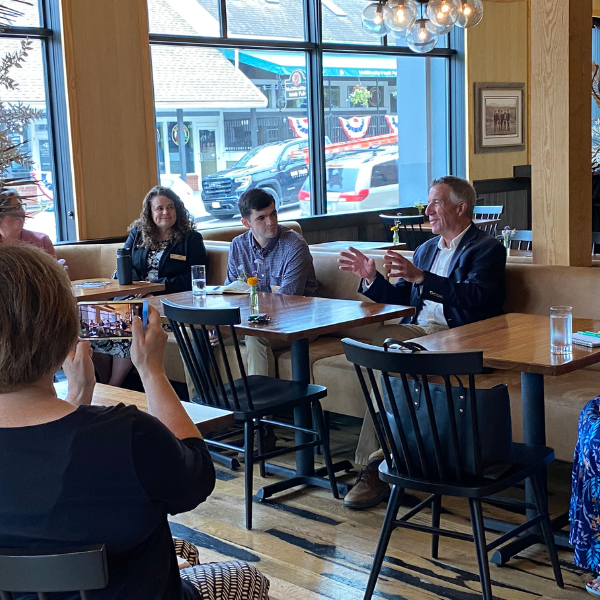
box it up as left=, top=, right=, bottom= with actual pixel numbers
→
left=343, top=464, right=390, bottom=510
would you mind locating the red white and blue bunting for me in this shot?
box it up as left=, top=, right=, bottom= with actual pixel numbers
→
left=288, top=117, right=309, bottom=139
left=338, top=116, right=371, bottom=140
left=385, top=115, right=398, bottom=134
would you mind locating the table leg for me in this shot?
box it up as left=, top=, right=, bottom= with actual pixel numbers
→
left=256, top=338, right=351, bottom=501
left=490, top=372, right=571, bottom=565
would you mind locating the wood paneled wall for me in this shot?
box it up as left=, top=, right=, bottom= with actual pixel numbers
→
left=530, top=0, right=592, bottom=266
left=466, top=1, right=530, bottom=181
left=61, top=0, right=158, bottom=240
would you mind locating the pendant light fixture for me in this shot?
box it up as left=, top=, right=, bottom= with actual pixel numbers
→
left=361, top=0, right=483, bottom=52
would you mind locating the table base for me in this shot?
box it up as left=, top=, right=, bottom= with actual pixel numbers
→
left=255, top=460, right=353, bottom=500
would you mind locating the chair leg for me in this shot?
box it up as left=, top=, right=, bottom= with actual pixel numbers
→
left=312, top=402, right=339, bottom=499
left=364, top=485, right=404, bottom=600
left=431, top=495, right=442, bottom=559
left=468, top=498, right=493, bottom=600
left=256, top=420, right=266, bottom=478
left=530, top=471, right=564, bottom=588
left=244, top=420, right=255, bottom=530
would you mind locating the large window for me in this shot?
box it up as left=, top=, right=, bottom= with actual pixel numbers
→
left=0, top=1, right=70, bottom=242
left=148, top=0, right=456, bottom=227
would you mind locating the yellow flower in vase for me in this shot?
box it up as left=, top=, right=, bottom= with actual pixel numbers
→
left=390, top=225, right=400, bottom=246
left=247, top=277, right=259, bottom=314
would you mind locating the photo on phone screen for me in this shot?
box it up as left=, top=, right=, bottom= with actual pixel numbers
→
left=78, top=300, right=148, bottom=340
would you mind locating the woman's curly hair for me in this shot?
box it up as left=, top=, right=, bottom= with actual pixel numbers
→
left=129, top=186, right=196, bottom=250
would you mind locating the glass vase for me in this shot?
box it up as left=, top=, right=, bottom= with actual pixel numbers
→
left=250, top=285, right=259, bottom=315
left=392, top=228, right=400, bottom=246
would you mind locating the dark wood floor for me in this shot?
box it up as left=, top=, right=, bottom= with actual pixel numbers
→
left=169, top=419, right=589, bottom=600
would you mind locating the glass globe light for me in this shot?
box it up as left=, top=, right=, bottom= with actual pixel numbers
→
left=456, top=0, right=484, bottom=28
left=406, top=18, right=439, bottom=53
left=362, top=2, right=392, bottom=38
left=427, top=0, right=460, bottom=31
left=385, top=0, right=417, bottom=31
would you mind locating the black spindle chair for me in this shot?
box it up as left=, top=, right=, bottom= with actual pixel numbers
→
left=0, top=545, right=107, bottom=600
left=473, top=204, right=503, bottom=236
left=341, top=338, right=563, bottom=600
left=509, top=229, right=532, bottom=251
left=379, top=214, right=430, bottom=250
left=593, top=231, right=600, bottom=255
left=163, top=300, right=339, bottom=530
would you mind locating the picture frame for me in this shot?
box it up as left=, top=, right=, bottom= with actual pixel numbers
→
left=475, top=82, right=525, bottom=154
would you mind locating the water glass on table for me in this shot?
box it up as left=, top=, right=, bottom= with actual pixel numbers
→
left=550, top=306, right=572, bottom=354
left=191, top=265, right=206, bottom=297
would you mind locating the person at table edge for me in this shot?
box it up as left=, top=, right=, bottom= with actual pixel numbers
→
left=225, top=187, right=317, bottom=378
left=338, top=175, right=507, bottom=510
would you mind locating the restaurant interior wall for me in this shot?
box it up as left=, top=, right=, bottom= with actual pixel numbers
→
left=466, top=0, right=529, bottom=181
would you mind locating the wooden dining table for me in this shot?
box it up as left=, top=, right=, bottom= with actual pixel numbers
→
left=72, top=278, right=165, bottom=301
left=310, top=241, right=407, bottom=252
left=54, top=381, right=234, bottom=435
left=409, top=313, right=600, bottom=563
left=150, top=290, right=415, bottom=498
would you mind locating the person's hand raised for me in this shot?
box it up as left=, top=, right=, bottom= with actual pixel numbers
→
left=338, top=247, right=378, bottom=283
left=382, top=250, right=424, bottom=284
left=130, top=305, right=168, bottom=379
left=62, top=341, right=95, bottom=406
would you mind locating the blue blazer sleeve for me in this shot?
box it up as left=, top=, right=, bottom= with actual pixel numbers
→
left=418, top=239, right=506, bottom=309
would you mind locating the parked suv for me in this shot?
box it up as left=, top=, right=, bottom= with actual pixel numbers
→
left=298, top=147, right=399, bottom=216
left=201, top=139, right=311, bottom=219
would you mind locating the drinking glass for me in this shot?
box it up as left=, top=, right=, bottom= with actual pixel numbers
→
left=550, top=306, right=572, bottom=354
left=191, top=265, right=206, bottom=297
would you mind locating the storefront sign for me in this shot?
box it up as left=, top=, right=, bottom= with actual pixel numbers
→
left=285, top=69, right=307, bottom=101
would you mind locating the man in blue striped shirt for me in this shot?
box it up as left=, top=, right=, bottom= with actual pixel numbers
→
left=225, top=189, right=318, bottom=377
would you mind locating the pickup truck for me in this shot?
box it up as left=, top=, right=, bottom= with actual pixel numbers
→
left=201, top=139, right=311, bottom=219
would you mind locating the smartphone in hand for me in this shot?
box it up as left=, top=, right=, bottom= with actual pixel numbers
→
left=78, top=300, right=148, bottom=340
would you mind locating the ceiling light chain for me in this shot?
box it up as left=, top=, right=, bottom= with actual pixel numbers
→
left=361, top=0, right=483, bottom=53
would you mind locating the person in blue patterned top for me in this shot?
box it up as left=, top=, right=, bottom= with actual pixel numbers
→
left=225, top=188, right=317, bottom=378
left=570, top=396, right=600, bottom=595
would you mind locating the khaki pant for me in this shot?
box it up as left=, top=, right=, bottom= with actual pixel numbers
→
left=354, top=322, right=448, bottom=465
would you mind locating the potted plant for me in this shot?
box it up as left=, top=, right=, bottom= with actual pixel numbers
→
left=349, top=85, right=371, bottom=108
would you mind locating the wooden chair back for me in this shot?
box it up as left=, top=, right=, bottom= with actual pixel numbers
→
left=473, top=204, right=503, bottom=236
left=342, top=338, right=487, bottom=483
left=163, top=300, right=254, bottom=412
left=509, top=229, right=532, bottom=251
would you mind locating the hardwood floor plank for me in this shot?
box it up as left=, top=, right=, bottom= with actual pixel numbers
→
left=169, top=428, right=587, bottom=599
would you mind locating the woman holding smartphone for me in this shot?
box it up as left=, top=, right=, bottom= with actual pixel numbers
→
left=94, top=185, right=208, bottom=386
left=0, top=244, right=269, bottom=600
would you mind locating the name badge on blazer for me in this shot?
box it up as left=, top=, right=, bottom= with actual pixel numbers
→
left=171, top=254, right=186, bottom=261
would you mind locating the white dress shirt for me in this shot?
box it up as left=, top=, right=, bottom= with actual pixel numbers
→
left=415, top=225, right=471, bottom=327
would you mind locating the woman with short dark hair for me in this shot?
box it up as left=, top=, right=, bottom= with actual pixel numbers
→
left=94, top=185, right=208, bottom=386
left=0, top=244, right=269, bottom=600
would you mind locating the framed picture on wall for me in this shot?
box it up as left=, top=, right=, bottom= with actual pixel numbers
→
left=475, top=82, right=525, bottom=154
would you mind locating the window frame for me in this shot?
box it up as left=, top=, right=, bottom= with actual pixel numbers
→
left=0, top=0, right=75, bottom=241
left=149, top=0, right=460, bottom=217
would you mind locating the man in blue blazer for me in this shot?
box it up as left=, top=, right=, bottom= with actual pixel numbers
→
left=338, top=175, right=507, bottom=509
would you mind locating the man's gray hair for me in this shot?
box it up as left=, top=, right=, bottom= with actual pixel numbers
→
left=430, top=176, right=476, bottom=219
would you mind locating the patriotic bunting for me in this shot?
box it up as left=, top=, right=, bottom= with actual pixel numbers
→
left=385, top=115, right=398, bottom=134
left=288, top=117, right=309, bottom=139
left=338, top=116, right=371, bottom=140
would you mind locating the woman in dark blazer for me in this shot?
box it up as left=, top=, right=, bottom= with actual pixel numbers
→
left=124, top=187, right=207, bottom=294
left=94, top=185, right=208, bottom=386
